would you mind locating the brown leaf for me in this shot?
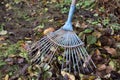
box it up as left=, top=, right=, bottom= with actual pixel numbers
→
left=95, top=49, right=101, bottom=55
left=0, top=37, right=5, bottom=41
left=81, top=23, right=88, bottom=29
left=43, top=27, right=55, bottom=35
left=61, top=71, right=75, bottom=80
left=104, top=46, right=117, bottom=55
left=106, top=66, right=113, bottom=73
left=98, top=64, right=107, bottom=71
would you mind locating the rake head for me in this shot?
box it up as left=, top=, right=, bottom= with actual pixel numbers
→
left=29, top=29, right=96, bottom=74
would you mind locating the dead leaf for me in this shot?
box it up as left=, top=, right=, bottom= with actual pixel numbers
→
left=75, top=21, right=81, bottom=28
left=81, top=23, right=88, bottom=29
left=4, top=74, right=9, bottom=80
left=104, top=46, right=117, bottom=55
left=106, top=66, right=113, bottom=73
left=98, top=64, right=107, bottom=71
left=0, top=37, right=5, bottom=41
left=95, top=40, right=101, bottom=47
left=92, top=31, right=102, bottom=38
left=43, top=27, right=55, bottom=35
left=61, top=71, right=75, bottom=80
left=95, top=49, right=101, bottom=55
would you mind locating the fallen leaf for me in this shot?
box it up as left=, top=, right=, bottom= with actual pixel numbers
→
left=43, top=27, right=55, bottom=35
left=61, top=71, right=75, bottom=80
left=87, top=35, right=97, bottom=44
left=95, top=49, right=101, bottom=55
left=0, top=30, right=7, bottom=35
left=0, top=37, right=5, bottom=41
left=104, top=46, right=117, bottom=55
left=92, top=31, right=102, bottom=38
left=83, top=28, right=93, bottom=34
left=95, top=40, right=101, bottom=47
left=4, top=74, right=9, bottom=80
left=98, top=64, right=107, bottom=71
left=81, top=23, right=88, bottom=29
left=75, top=21, right=81, bottom=28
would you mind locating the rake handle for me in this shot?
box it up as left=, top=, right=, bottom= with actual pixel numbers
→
left=62, top=0, right=77, bottom=31
left=71, top=0, right=77, bottom=5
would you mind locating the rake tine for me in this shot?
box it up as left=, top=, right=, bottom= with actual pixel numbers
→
left=79, top=46, right=92, bottom=72
left=32, top=40, right=53, bottom=64
left=30, top=38, right=50, bottom=61
left=81, top=46, right=96, bottom=69
left=76, top=47, right=85, bottom=73
left=30, top=37, right=49, bottom=56
left=77, top=47, right=89, bottom=73
left=72, top=35, right=81, bottom=73
left=47, top=46, right=58, bottom=64
left=68, top=48, right=71, bottom=73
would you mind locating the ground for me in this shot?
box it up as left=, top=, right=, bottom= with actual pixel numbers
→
left=0, top=0, right=120, bottom=80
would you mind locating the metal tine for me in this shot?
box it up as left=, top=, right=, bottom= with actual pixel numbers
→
left=68, top=34, right=72, bottom=72
left=38, top=43, right=58, bottom=65
left=65, top=33, right=70, bottom=72
left=30, top=36, right=46, bottom=49
left=31, top=39, right=53, bottom=63
left=72, top=34, right=92, bottom=69
left=79, top=46, right=92, bottom=72
left=70, top=35, right=77, bottom=73
left=74, top=32, right=83, bottom=44
left=81, top=46, right=96, bottom=69
left=32, top=37, right=52, bottom=58
left=71, top=35, right=81, bottom=73
left=68, top=48, right=71, bottom=73
left=62, top=48, right=67, bottom=71
left=77, top=47, right=89, bottom=72
left=75, top=47, right=85, bottom=73
left=61, top=33, right=69, bottom=71
left=47, top=46, right=58, bottom=64
left=30, top=36, right=50, bottom=55
left=72, top=34, right=83, bottom=73
left=34, top=41, right=55, bottom=64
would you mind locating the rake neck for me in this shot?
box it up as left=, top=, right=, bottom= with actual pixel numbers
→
left=62, top=5, right=75, bottom=31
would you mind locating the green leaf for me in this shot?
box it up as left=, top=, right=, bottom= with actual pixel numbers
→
left=83, top=29, right=93, bottom=34
left=0, top=60, right=6, bottom=67
left=109, top=60, right=115, bottom=69
left=0, top=30, right=7, bottom=35
left=87, top=35, right=97, bottom=44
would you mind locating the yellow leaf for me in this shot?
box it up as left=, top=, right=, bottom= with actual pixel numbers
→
left=4, top=74, right=9, bottom=80
left=95, top=40, right=101, bottom=47
left=43, top=27, right=55, bottom=35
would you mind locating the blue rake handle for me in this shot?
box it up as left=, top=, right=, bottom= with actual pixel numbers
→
left=62, top=0, right=76, bottom=31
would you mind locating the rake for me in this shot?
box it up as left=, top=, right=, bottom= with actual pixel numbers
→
left=29, top=0, right=96, bottom=74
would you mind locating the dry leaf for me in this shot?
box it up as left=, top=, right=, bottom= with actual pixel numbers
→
left=95, top=49, right=101, bottom=55
left=4, top=74, right=9, bottom=80
left=104, top=46, right=117, bottom=55
left=43, top=27, right=55, bottom=35
left=75, top=21, right=80, bottom=28
left=61, top=71, right=75, bottom=80
left=95, top=40, right=101, bottom=47
left=92, top=31, right=102, bottom=38
left=98, top=64, right=107, bottom=71
left=81, top=23, right=88, bottom=29
left=0, top=37, right=5, bottom=41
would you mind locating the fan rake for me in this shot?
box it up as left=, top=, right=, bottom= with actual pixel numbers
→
left=29, top=0, right=96, bottom=74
